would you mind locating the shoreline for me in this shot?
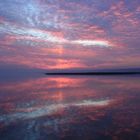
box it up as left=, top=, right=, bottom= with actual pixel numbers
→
left=45, top=72, right=140, bottom=75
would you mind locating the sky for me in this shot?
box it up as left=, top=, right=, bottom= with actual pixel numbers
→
left=0, top=0, right=140, bottom=71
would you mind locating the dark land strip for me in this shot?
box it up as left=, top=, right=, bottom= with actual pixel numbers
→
left=45, top=72, right=140, bottom=75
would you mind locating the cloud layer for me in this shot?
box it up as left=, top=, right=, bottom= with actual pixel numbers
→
left=0, top=0, right=140, bottom=70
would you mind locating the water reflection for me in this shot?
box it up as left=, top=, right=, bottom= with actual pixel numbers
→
left=0, top=76, right=140, bottom=140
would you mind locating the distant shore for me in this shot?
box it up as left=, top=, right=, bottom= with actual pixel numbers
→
left=45, top=72, right=140, bottom=75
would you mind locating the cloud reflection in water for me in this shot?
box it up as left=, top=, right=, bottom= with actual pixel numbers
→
left=0, top=76, right=140, bottom=140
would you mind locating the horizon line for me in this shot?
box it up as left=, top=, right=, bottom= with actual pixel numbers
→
left=45, top=71, right=140, bottom=76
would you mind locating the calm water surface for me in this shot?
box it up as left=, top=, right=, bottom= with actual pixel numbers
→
left=0, top=75, right=140, bottom=140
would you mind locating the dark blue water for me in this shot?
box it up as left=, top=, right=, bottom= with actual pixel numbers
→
left=0, top=75, right=140, bottom=140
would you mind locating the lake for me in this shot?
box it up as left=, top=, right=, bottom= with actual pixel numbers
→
left=0, top=75, right=140, bottom=140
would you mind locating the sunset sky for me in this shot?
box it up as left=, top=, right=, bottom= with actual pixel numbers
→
left=0, top=0, right=140, bottom=71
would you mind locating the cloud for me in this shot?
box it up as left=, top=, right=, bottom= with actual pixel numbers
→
left=72, top=40, right=110, bottom=47
left=0, top=0, right=140, bottom=70
left=0, top=20, right=112, bottom=48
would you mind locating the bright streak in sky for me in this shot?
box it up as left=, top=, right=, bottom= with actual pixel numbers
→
left=0, top=21, right=111, bottom=48
left=72, top=40, right=110, bottom=47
